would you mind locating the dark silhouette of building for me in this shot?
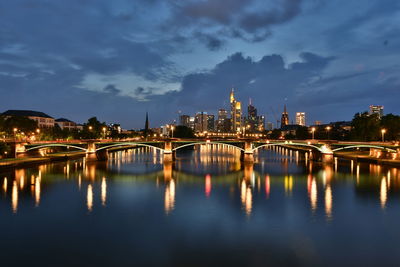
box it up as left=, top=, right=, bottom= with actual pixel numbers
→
left=280, top=105, right=289, bottom=129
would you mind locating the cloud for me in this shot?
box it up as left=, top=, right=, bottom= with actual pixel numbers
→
left=166, top=0, right=304, bottom=48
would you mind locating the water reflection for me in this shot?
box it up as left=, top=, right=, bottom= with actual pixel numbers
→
left=325, top=185, right=332, bottom=220
left=380, top=177, right=387, bottom=209
left=87, top=184, right=93, bottom=212
left=164, top=179, right=175, bottom=214
left=0, top=146, right=399, bottom=219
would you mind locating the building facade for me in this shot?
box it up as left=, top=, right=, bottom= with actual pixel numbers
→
left=55, top=118, right=81, bottom=130
left=295, top=112, right=306, bottom=126
left=194, top=112, right=208, bottom=133
left=2, top=110, right=55, bottom=128
left=369, top=105, right=384, bottom=118
left=280, top=105, right=289, bottom=129
left=230, top=89, right=242, bottom=132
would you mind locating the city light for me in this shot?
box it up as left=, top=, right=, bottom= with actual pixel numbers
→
left=381, top=129, right=386, bottom=142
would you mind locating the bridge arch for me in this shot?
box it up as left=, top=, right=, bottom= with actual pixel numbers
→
left=251, top=142, right=324, bottom=153
left=25, top=143, right=88, bottom=152
left=332, top=145, right=397, bottom=153
left=173, top=141, right=244, bottom=152
left=95, top=142, right=165, bottom=153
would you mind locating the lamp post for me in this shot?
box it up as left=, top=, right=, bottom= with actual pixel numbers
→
left=171, top=126, right=175, bottom=138
left=13, top=128, right=18, bottom=141
left=102, top=127, right=107, bottom=139
left=311, top=127, right=316, bottom=140
left=36, top=128, right=40, bottom=141
left=326, top=126, right=331, bottom=140
left=381, top=129, right=386, bottom=142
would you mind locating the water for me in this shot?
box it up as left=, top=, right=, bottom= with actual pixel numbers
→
left=1, top=145, right=400, bottom=266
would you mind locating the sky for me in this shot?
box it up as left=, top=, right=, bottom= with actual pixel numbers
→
left=0, top=0, right=399, bottom=129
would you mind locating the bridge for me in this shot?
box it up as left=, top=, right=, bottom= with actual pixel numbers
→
left=9, top=138, right=400, bottom=163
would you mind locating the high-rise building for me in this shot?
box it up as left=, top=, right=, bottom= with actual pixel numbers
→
left=246, top=99, right=265, bottom=133
left=179, top=115, right=190, bottom=127
left=295, top=112, right=306, bottom=126
left=280, top=105, right=289, bottom=129
left=217, top=109, right=228, bottom=132
left=194, top=112, right=208, bottom=133
left=230, top=89, right=242, bottom=132
left=369, top=105, right=384, bottom=118
left=207, top=114, right=215, bottom=132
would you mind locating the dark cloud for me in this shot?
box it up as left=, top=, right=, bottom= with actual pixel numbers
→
left=167, top=0, right=304, bottom=47
left=103, top=84, right=121, bottom=95
left=193, top=32, right=225, bottom=51
left=239, top=0, right=302, bottom=32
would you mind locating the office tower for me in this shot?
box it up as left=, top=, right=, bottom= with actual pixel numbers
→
left=230, top=89, right=242, bottom=132
left=369, top=105, right=384, bottom=118
left=179, top=115, right=191, bottom=127
left=207, top=114, right=215, bottom=132
left=280, top=104, right=289, bottom=129
left=194, top=112, right=208, bottom=133
left=266, top=122, right=274, bottom=131
left=296, top=112, right=306, bottom=126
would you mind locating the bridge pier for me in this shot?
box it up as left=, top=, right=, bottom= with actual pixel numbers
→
left=240, top=140, right=254, bottom=162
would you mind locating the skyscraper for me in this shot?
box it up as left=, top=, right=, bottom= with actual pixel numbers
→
left=194, top=112, right=208, bottom=133
left=296, top=112, right=306, bottom=126
left=369, top=105, right=384, bottom=118
left=230, top=89, right=242, bottom=132
left=217, top=109, right=228, bottom=131
left=280, top=105, right=289, bottom=129
left=207, top=114, right=215, bottom=132
left=179, top=114, right=190, bottom=127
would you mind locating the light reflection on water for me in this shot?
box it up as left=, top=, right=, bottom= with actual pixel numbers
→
left=0, top=144, right=400, bottom=265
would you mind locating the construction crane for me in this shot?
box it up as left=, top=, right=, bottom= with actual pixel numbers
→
left=270, top=107, right=280, bottom=129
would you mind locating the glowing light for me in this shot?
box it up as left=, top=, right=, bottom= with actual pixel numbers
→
left=12, top=180, right=18, bottom=213
left=310, top=178, right=317, bottom=212
left=101, top=177, right=107, bottom=206
left=241, top=180, right=252, bottom=216
left=164, top=179, right=175, bottom=214
left=205, top=174, right=211, bottom=198
left=35, top=176, right=41, bottom=207
left=380, top=177, right=387, bottom=209
left=265, top=175, right=270, bottom=198
left=3, top=178, right=7, bottom=193
left=87, top=184, right=93, bottom=212
left=325, top=185, right=332, bottom=220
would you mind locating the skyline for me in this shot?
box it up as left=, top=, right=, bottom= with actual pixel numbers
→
left=1, top=0, right=399, bottom=128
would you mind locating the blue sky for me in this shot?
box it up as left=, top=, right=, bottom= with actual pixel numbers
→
left=0, top=0, right=399, bottom=129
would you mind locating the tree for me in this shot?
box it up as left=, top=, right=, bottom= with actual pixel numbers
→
left=381, top=114, right=400, bottom=141
left=350, top=112, right=380, bottom=141
left=1, top=116, right=38, bottom=135
left=173, top=126, right=195, bottom=138
left=295, top=126, right=309, bottom=140
left=81, top=117, right=107, bottom=139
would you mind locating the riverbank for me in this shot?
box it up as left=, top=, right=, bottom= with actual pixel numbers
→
left=0, top=152, right=86, bottom=170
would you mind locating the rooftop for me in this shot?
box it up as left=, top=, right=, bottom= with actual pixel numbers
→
left=2, top=110, right=53, bottom=118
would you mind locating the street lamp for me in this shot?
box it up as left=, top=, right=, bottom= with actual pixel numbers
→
left=171, top=125, right=175, bottom=138
left=102, top=127, right=107, bottom=139
left=88, top=126, right=93, bottom=131
left=311, top=127, right=316, bottom=140
left=326, top=126, right=331, bottom=140
left=13, top=128, right=18, bottom=141
left=381, top=129, right=386, bottom=142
